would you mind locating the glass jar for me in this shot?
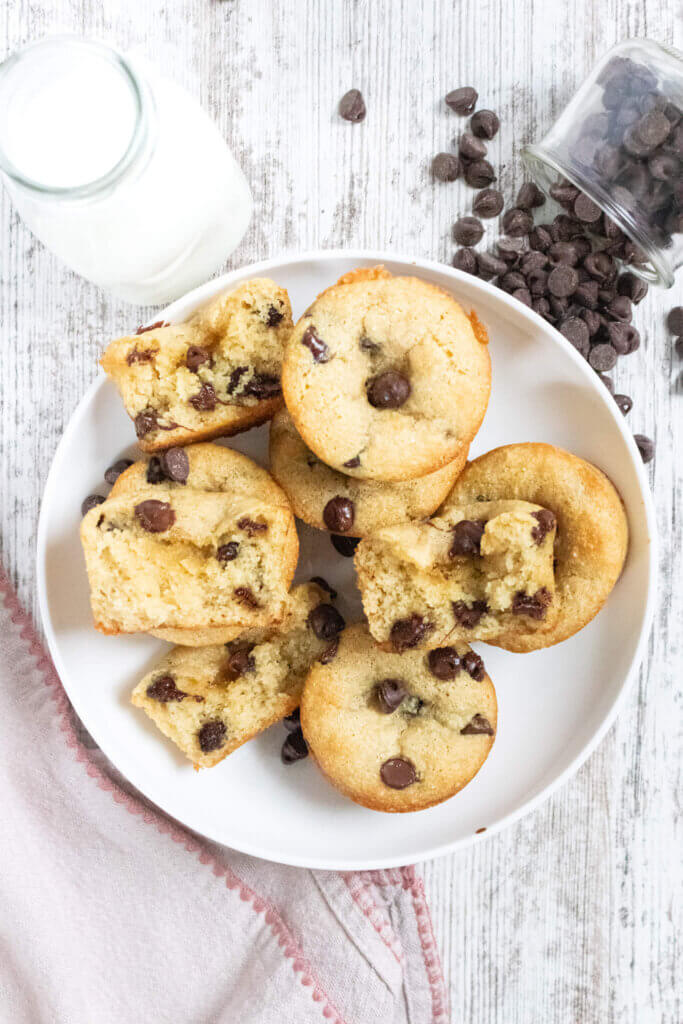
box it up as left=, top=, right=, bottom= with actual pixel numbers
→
left=523, top=39, right=683, bottom=288
left=0, top=37, right=253, bottom=304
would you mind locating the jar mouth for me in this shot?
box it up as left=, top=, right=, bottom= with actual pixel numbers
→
left=0, top=36, right=150, bottom=199
left=523, top=144, right=675, bottom=289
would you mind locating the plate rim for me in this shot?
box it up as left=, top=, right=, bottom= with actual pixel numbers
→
left=36, top=247, right=658, bottom=870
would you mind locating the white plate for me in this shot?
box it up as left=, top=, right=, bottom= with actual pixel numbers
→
left=37, top=250, right=656, bottom=870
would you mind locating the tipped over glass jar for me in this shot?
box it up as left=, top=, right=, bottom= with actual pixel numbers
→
left=524, top=39, right=683, bottom=288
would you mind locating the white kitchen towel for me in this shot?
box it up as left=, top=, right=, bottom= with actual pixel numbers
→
left=0, top=568, right=449, bottom=1024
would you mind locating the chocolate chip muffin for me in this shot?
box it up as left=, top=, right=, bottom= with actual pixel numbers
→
left=101, top=279, right=293, bottom=452
left=441, top=443, right=629, bottom=652
left=281, top=267, right=491, bottom=481
left=354, top=500, right=559, bottom=650
left=108, top=442, right=297, bottom=645
left=268, top=409, right=468, bottom=537
left=132, top=583, right=345, bottom=768
left=300, top=623, right=497, bottom=812
left=80, top=481, right=298, bottom=635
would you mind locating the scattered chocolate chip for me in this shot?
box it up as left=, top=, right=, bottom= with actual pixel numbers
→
left=475, top=827, right=487, bottom=834
left=605, top=322, right=634, bottom=355
left=225, top=642, right=256, bottom=680
left=459, top=132, right=487, bottom=161
left=146, top=675, right=189, bottom=702
left=588, top=343, right=618, bottom=372
left=331, top=535, right=360, bottom=557
left=390, top=614, right=432, bottom=652
left=432, top=152, right=461, bottom=182
left=461, top=651, right=485, bottom=681
left=617, top=273, right=648, bottom=304
left=134, top=410, right=158, bottom=438
left=189, top=382, right=217, bottom=411
left=135, top=321, right=167, bottom=335
left=452, top=600, right=488, bottom=628
left=607, top=295, right=633, bottom=322
left=512, top=587, right=552, bottom=619
left=502, top=208, right=533, bottom=237
left=323, top=496, right=355, bottom=533
left=470, top=109, right=500, bottom=140
left=339, top=89, right=366, bottom=123
left=234, top=586, right=260, bottom=609
left=146, top=457, right=165, bottom=484
left=81, top=494, right=105, bottom=516
left=446, top=86, right=478, bottom=115
left=574, top=280, right=599, bottom=309
left=560, top=317, right=590, bottom=357
left=125, top=345, right=155, bottom=366
left=281, top=728, right=309, bottom=764
left=465, top=159, right=496, bottom=188
left=516, top=181, right=546, bottom=209
left=529, top=226, right=552, bottom=252
left=476, top=251, right=507, bottom=278
left=636, top=109, right=672, bottom=147
left=375, top=678, right=407, bottom=713
left=301, top=325, right=331, bottom=363
left=283, top=708, right=300, bottom=732
left=366, top=371, right=411, bottom=409
left=134, top=500, right=175, bottom=533
left=318, top=639, right=339, bottom=664
left=308, top=603, right=345, bottom=641
left=310, top=576, right=337, bottom=599
left=667, top=307, right=683, bottom=335
left=237, top=517, right=267, bottom=537
left=461, top=714, right=494, bottom=735
left=598, top=373, right=614, bottom=393
left=584, top=252, right=615, bottom=281
left=500, top=271, right=526, bottom=293
left=573, top=193, right=602, bottom=223
left=343, top=455, right=361, bottom=469
left=427, top=647, right=461, bottom=680
left=198, top=720, right=227, bottom=753
left=549, top=182, right=579, bottom=207
left=511, top=287, right=532, bottom=307
left=614, top=393, right=633, bottom=415
left=104, top=458, right=133, bottom=485
left=159, top=447, right=189, bottom=483
left=453, top=216, right=484, bottom=246
left=380, top=757, right=417, bottom=789
left=473, top=187, right=504, bottom=218
left=450, top=519, right=486, bottom=556
left=531, top=508, right=556, bottom=544
left=266, top=305, right=284, bottom=327
left=185, top=345, right=210, bottom=371
left=634, top=434, right=654, bottom=463
left=217, top=541, right=239, bottom=563
left=452, top=247, right=478, bottom=274
left=548, top=264, right=579, bottom=298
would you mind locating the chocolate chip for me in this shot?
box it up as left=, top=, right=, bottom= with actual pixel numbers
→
left=224, top=642, right=256, bottom=680
left=560, top=317, right=590, bottom=356
left=135, top=320, right=167, bottom=336
left=81, top=494, right=105, bottom=516
left=243, top=373, right=282, bottom=400
left=453, top=216, right=484, bottom=246
left=125, top=345, right=155, bottom=366
left=549, top=182, right=579, bottom=207
left=189, top=382, right=217, bottom=411
left=531, top=508, right=556, bottom=544
left=432, top=152, right=461, bottom=182
left=500, top=271, right=526, bottom=293
left=605, top=322, right=635, bottom=355
left=573, top=193, right=602, bottom=223
left=623, top=124, right=654, bottom=157
left=617, top=273, right=648, bottom=304
left=470, top=109, right=499, bottom=140
left=266, top=305, right=284, bottom=327
left=598, top=373, right=614, bottom=393
left=588, top=343, right=618, bottom=372
left=476, top=251, right=507, bottom=278
left=198, top=720, right=227, bottom=753
left=607, top=295, right=632, bottom=323
left=237, top=517, right=267, bottom=537
left=226, top=366, right=248, bottom=394
left=234, top=586, right=260, bottom=609
left=648, top=153, right=679, bottom=181
left=185, top=345, right=210, bottom=371
left=452, top=600, right=488, bottom=628
left=459, top=132, right=487, bottom=161
left=159, top=447, right=189, bottom=483
left=134, top=410, right=158, bottom=438
left=516, top=181, right=546, bottom=209
left=548, top=264, right=579, bottom=298
left=323, top=496, right=355, bottom=533
left=512, top=287, right=532, bottom=307
left=446, top=86, right=478, bottom=115
left=450, top=519, right=486, bottom=556
left=375, top=678, right=407, bottom=713
left=217, top=541, right=239, bottom=563
left=308, top=604, right=345, bottom=641
left=390, top=614, right=432, bottom=653
left=302, top=325, right=331, bottom=363
left=427, top=647, right=461, bottom=680
left=339, top=89, right=366, bottom=123
left=281, top=728, right=309, bottom=764
left=380, top=757, right=417, bottom=789
left=502, top=208, right=533, bottom=237
left=574, top=281, right=599, bottom=309
left=512, top=587, right=552, bottom=619
left=465, top=159, right=495, bottom=188
left=461, top=651, right=485, bottom=681
left=318, top=639, right=339, bottom=664
left=667, top=307, right=683, bottom=335
left=529, top=226, right=552, bottom=252
left=460, top=714, right=494, bottom=736
left=548, top=241, right=579, bottom=266
left=310, top=576, right=337, bottom=599
left=104, top=459, right=133, bottom=485
left=146, top=675, right=188, bottom=702
left=343, top=455, right=361, bottom=469
left=283, top=708, right=300, bottom=732
left=366, top=371, right=411, bottom=409
left=473, top=188, right=504, bottom=218
left=636, top=109, right=671, bottom=147
left=331, top=535, right=360, bottom=557
left=634, top=434, right=654, bottom=463
left=581, top=309, right=602, bottom=336
left=134, top=500, right=175, bottom=533
left=614, top=393, right=633, bottom=415
left=146, top=456, right=165, bottom=484
left=452, top=247, right=478, bottom=274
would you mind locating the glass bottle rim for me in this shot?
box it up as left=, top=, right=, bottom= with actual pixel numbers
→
left=0, top=36, right=151, bottom=199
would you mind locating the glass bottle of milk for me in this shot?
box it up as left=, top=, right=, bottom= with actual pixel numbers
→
left=0, top=37, right=253, bottom=305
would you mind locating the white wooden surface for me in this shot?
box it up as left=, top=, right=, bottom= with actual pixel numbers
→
left=1, top=2, right=681, bottom=1021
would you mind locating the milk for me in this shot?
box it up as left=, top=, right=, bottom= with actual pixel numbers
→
left=0, top=39, right=253, bottom=304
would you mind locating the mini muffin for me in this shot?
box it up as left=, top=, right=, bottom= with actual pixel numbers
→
left=101, top=278, right=293, bottom=451
left=269, top=409, right=468, bottom=536
left=354, top=499, right=559, bottom=649
left=281, top=267, right=491, bottom=482
left=441, top=443, right=629, bottom=651
left=301, top=623, right=497, bottom=812
left=132, top=583, right=345, bottom=768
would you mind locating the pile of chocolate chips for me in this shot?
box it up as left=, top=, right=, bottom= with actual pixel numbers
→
left=438, top=84, right=659, bottom=464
